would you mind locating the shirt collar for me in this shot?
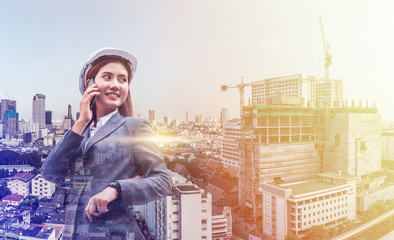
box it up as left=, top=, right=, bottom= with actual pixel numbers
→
left=90, top=110, right=118, bottom=131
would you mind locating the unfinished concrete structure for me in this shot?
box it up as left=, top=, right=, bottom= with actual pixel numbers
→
left=251, top=74, right=343, bottom=108
left=238, top=100, right=381, bottom=221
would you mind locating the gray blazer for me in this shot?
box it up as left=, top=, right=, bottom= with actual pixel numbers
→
left=41, top=112, right=172, bottom=238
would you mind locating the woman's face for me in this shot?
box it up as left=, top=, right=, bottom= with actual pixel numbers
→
left=93, top=61, right=129, bottom=115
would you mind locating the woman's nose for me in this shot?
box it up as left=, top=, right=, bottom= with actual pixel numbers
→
left=109, top=79, right=120, bottom=90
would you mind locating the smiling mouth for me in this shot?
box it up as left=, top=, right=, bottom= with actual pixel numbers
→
left=106, top=93, right=120, bottom=97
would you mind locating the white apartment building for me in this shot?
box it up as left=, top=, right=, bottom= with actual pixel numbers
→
left=221, top=119, right=241, bottom=169
left=18, top=121, right=39, bottom=134
left=31, top=174, right=56, bottom=199
left=145, top=173, right=232, bottom=240
left=7, top=172, right=35, bottom=197
left=146, top=182, right=213, bottom=240
left=212, top=206, right=232, bottom=240
left=260, top=173, right=357, bottom=240
left=251, top=74, right=343, bottom=108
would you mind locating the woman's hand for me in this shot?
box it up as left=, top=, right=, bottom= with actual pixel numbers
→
left=71, top=83, right=100, bottom=135
left=85, top=186, right=118, bottom=222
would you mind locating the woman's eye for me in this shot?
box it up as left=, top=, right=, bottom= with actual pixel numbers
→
left=120, top=78, right=128, bottom=83
left=103, top=75, right=111, bottom=80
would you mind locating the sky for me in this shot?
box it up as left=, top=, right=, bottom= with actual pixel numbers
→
left=1, top=0, right=394, bottom=122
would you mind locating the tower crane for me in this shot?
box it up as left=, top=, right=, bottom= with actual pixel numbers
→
left=319, top=16, right=332, bottom=80
left=4, top=91, right=14, bottom=100
left=221, top=76, right=251, bottom=117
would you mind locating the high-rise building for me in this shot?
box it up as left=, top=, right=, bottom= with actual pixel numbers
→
left=0, top=99, right=9, bottom=123
left=63, top=104, right=74, bottom=130
left=170, top=119, right=177, bottom=129
left=316, top=79, right=343, bottom=107
left=45, top=111, right=52, bottom=130
left=323, top=110, right=381, bottom=177
left=195, top=115, right=203, bottom=124
left=220, top=108, right=228, bottom=126
left=251, top=74, right=343, bottom=108
left=67, top=104, right=72, bottom=118
left=221, top=118, right=241, bottom=169
left=163, top=116, right=168, bottom=125
left=145, top=182, right=213, bottom=240
left=0, top=99, right=16, bottom=123
left=239, top=102, right=324, bottom=221
left=4, top=110, right=19, bottom=139
left=0, top=124, right=4, bottom=138
left=186, top=112, right=189, bottom=122
left=149, top=110, right=155, bottom=123
left=32, top=94, right=46, bottom=129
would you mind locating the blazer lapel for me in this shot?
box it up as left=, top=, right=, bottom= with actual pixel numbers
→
left=80, top=125, right=90, bottom=151
left=83, top=112, right=126, bottom=154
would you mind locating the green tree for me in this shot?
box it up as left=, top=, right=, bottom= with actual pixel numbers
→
left=20, top=196, right=40, bottom=211
left=39, top=197, right=50, bottom=202
left=31, top=215, right=48, bottom=224
left=0, top=186, right=12, bottom=199
left=22, top=152, right=42, bottom=168
left=0, top=150, right=22, bottom=165
left=285, top=234, right=301, bottom=240
left=304, top=225, right=330, bottom=240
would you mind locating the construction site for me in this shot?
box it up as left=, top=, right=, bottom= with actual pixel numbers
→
left=221, top=17, right=394, bottom=239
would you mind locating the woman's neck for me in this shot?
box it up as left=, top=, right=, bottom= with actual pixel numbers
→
left=94, top=108, right=118, bottom=126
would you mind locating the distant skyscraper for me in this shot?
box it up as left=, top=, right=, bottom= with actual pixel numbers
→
left=45, top=111, right=52, bottom=130
left=149, top=110, right=155, bottom=123
left=32, top=94, right=46, bottom=129
left=0, top=100, right=10, bottom=122
left=0, top=99, right=16, bottom=123
left=220, top=108, right=228, bottom=125
left=170, top=119, right=177, bottom=128
left=163, top=116, right=168, bottom=125
left=186, top=112, right=189, bottom=122
left=195, top=115, right=203, bottom=124
left=63, top=105, right=75, bottom=130
left=67, top=104, right=72, bottom=118
left=4, top=110, right=18, bottom=139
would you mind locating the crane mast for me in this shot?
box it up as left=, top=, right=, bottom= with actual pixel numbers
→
left=319, top=16, right=332, bottom=80
left=221, top=76, right=251, bottom=118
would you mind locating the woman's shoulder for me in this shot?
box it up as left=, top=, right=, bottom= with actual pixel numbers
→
left=123, top=116, right=153, bottom=134
left=123, top=116, right=150, bottom=125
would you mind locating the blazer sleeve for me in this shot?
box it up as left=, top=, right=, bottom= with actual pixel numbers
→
left=117, top=118, right=172, bottom=206
left=41, top=130, right=84, bottom=184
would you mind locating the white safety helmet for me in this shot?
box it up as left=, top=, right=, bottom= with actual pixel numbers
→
left=79, top=47, right=138, bottom=95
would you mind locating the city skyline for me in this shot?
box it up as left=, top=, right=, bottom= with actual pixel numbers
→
left=2, top=1, right=394, bottom=121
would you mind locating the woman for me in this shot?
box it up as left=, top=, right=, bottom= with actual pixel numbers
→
left=42, top=48, right=172, bottom=239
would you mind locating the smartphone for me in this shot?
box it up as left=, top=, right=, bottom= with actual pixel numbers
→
left=87, top=78, right=98, bottom=110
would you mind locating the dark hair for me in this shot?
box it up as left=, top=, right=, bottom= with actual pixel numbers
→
left=86, top=56, right=133, bottom=117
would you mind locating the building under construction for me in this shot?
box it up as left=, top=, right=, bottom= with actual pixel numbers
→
left=238, top=94, right=381, bottom=222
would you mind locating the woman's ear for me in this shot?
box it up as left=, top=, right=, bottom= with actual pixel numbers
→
left=85, top=78, right=91, bottom=88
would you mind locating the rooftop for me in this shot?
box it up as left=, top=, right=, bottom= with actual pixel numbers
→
left=1, top=193, right=24, bottom=202
left=9, top=172, right=34, bottom=182
left=287, top=181, right=335, bottom=195
left=175, top=184, right=201, bottom=193
left=319, top=172, right=358, bottom=180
